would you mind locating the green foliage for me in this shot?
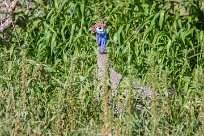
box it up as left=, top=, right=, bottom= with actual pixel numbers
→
left=0, top=0, right=204, bottom=135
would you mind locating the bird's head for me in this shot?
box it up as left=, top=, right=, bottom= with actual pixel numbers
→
left=90, top=23, right=106, bottom=34
left=89, top=17, right=108, bottom=34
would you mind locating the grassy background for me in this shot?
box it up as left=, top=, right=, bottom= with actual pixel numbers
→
left=0, top=0, right=204, bottom=135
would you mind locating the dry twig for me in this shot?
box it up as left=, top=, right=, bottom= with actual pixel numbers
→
left=0, top=0, right=18, bottom=33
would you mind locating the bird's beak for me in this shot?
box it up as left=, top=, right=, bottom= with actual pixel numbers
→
left=89, top=26, right=95, bottom=31
left=89, top=26, right=96, bottom=33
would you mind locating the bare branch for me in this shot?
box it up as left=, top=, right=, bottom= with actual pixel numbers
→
left=0, top=0, right=18, bottom=33
left=0, top=16, right=12, bottom=32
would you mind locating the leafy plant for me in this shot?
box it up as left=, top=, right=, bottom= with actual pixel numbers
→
left=0, top=0, right=203, bottom=135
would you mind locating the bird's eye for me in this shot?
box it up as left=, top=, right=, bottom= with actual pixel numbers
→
left=98, top=26, right=102, bottom=29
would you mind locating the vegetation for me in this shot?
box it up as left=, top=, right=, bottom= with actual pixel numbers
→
left=0, top=0, right=204, bottom=135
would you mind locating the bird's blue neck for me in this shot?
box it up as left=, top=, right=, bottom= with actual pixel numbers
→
left=96, top=31, right=106, bottom=37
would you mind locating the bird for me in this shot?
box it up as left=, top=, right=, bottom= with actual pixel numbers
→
left=90, top=17, right=108, bottom=54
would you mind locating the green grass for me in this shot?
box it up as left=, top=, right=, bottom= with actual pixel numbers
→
left=0, top=0, right=204, bottom=135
